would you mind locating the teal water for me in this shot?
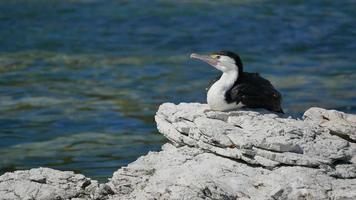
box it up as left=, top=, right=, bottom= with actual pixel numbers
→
left=0, top=0, right=355, bottom=181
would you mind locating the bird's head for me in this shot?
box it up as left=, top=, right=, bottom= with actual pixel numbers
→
left=190, top=51, right=243, bottom=75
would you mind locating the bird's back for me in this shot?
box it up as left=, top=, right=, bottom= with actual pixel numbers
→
left=226, top=72, right=284, bottom=113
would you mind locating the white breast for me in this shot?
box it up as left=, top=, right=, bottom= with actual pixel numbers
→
left=207, top=85, right=230, bottom=111
left=207, top=71, right=242, bottom=111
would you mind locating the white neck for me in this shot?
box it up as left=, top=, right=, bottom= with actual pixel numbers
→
left=207, top=70, right=238, bottom=110
left=216, top=70, right=238, bottom=91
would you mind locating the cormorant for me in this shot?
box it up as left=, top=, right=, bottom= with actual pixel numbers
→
left=190, top=51, right=284, bottom=113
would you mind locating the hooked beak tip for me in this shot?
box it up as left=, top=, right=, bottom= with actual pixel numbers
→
left=189, top=52, right=218, bottom=67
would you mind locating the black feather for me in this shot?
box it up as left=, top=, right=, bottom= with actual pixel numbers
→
left=226, top=72, right=283, bottom=113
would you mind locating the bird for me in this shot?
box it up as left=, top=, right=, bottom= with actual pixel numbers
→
left=190, top=51, right=284, bottom=113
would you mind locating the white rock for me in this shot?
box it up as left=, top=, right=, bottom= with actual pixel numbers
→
left=106, top=103, right=355, bottom=199
left=304, top=107, right=356, bottom=142
left=108, top=143, right=356, bottom=200
left=0, top=167, right=112, bottom=200
left=155, top=103, right=355, bottom=169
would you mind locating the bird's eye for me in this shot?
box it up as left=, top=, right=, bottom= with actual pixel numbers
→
left=211, top=55, right=220, bottom=59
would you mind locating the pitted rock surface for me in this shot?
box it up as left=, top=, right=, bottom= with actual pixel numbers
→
left=304, top=107, right=356, bottom=142
left=106, top=103, right=355, bottom=199
left=107, top=143, right=356, bottom=200
left=155, top=103, right=355, bottom=171
left=0, top=167, right=112, bottom=200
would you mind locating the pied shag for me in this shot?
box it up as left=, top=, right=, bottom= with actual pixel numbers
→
left=191, top=51, right=284, bottom=113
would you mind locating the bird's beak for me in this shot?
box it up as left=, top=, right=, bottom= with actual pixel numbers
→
left=190, top=53, right=218, bottom=67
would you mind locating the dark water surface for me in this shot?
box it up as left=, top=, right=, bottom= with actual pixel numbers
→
left=0, top=0, right=355, bottom=181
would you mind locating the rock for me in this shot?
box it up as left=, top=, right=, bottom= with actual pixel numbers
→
left=303, top=107, right=356, bottom=142
left=0, top=167, right=109, bottom=200
left=1, top=103, right=355, bottom=200
left=155, top=103, right=355, bottom=170
left=107, top=103, right=355, bottom=199
left=108, top=143, right=356, bottom=200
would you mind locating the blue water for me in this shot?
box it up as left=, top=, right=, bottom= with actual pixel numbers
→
left=0, top=0, right=355, bottom=181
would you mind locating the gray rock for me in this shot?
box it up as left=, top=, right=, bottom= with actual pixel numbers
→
left=108, top=143, right=356, bottom=200
left=0, top=167, right=110, bottom=200
left=304, top=107, right=356, bottom=142
left=1, top=103, right=355, bottom=200
left=106, top=103, right=355, bottom=199
left=155, top=103, right=355, bottom=170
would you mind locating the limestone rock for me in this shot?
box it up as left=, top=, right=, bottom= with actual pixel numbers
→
left=108, top=143, right=356, bottom=200
left=304, top=107, right=356, bottom=142
left=0, top=167, right=110, bottom=200
left=106, top=103, right=355, bottom=199
left=155, top=103, right=355, bottom=171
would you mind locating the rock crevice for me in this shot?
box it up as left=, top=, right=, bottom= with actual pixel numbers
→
left=155, top=103, right=355, bottom=172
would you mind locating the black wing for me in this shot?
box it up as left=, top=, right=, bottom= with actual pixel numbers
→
left=226, top=73, right=283, bottom=113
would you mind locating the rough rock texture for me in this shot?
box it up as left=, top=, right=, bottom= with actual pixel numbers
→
left=155, top=103, right=355, bottom=172
left=304, top=107, right=356, bottom=142
left=108, top=103, right=356, bottom=199
left=1, top=103, right=355, bottom=200
left=108, top=144, right=356, bottom=200
left=0, top=168, right=113, bottom=200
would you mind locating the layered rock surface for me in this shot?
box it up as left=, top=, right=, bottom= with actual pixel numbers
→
left=154, top=103, right=355, bottom=174
left=0, top=167, right=114, bottom=200
left=1, top=103, right=355, bottom=200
